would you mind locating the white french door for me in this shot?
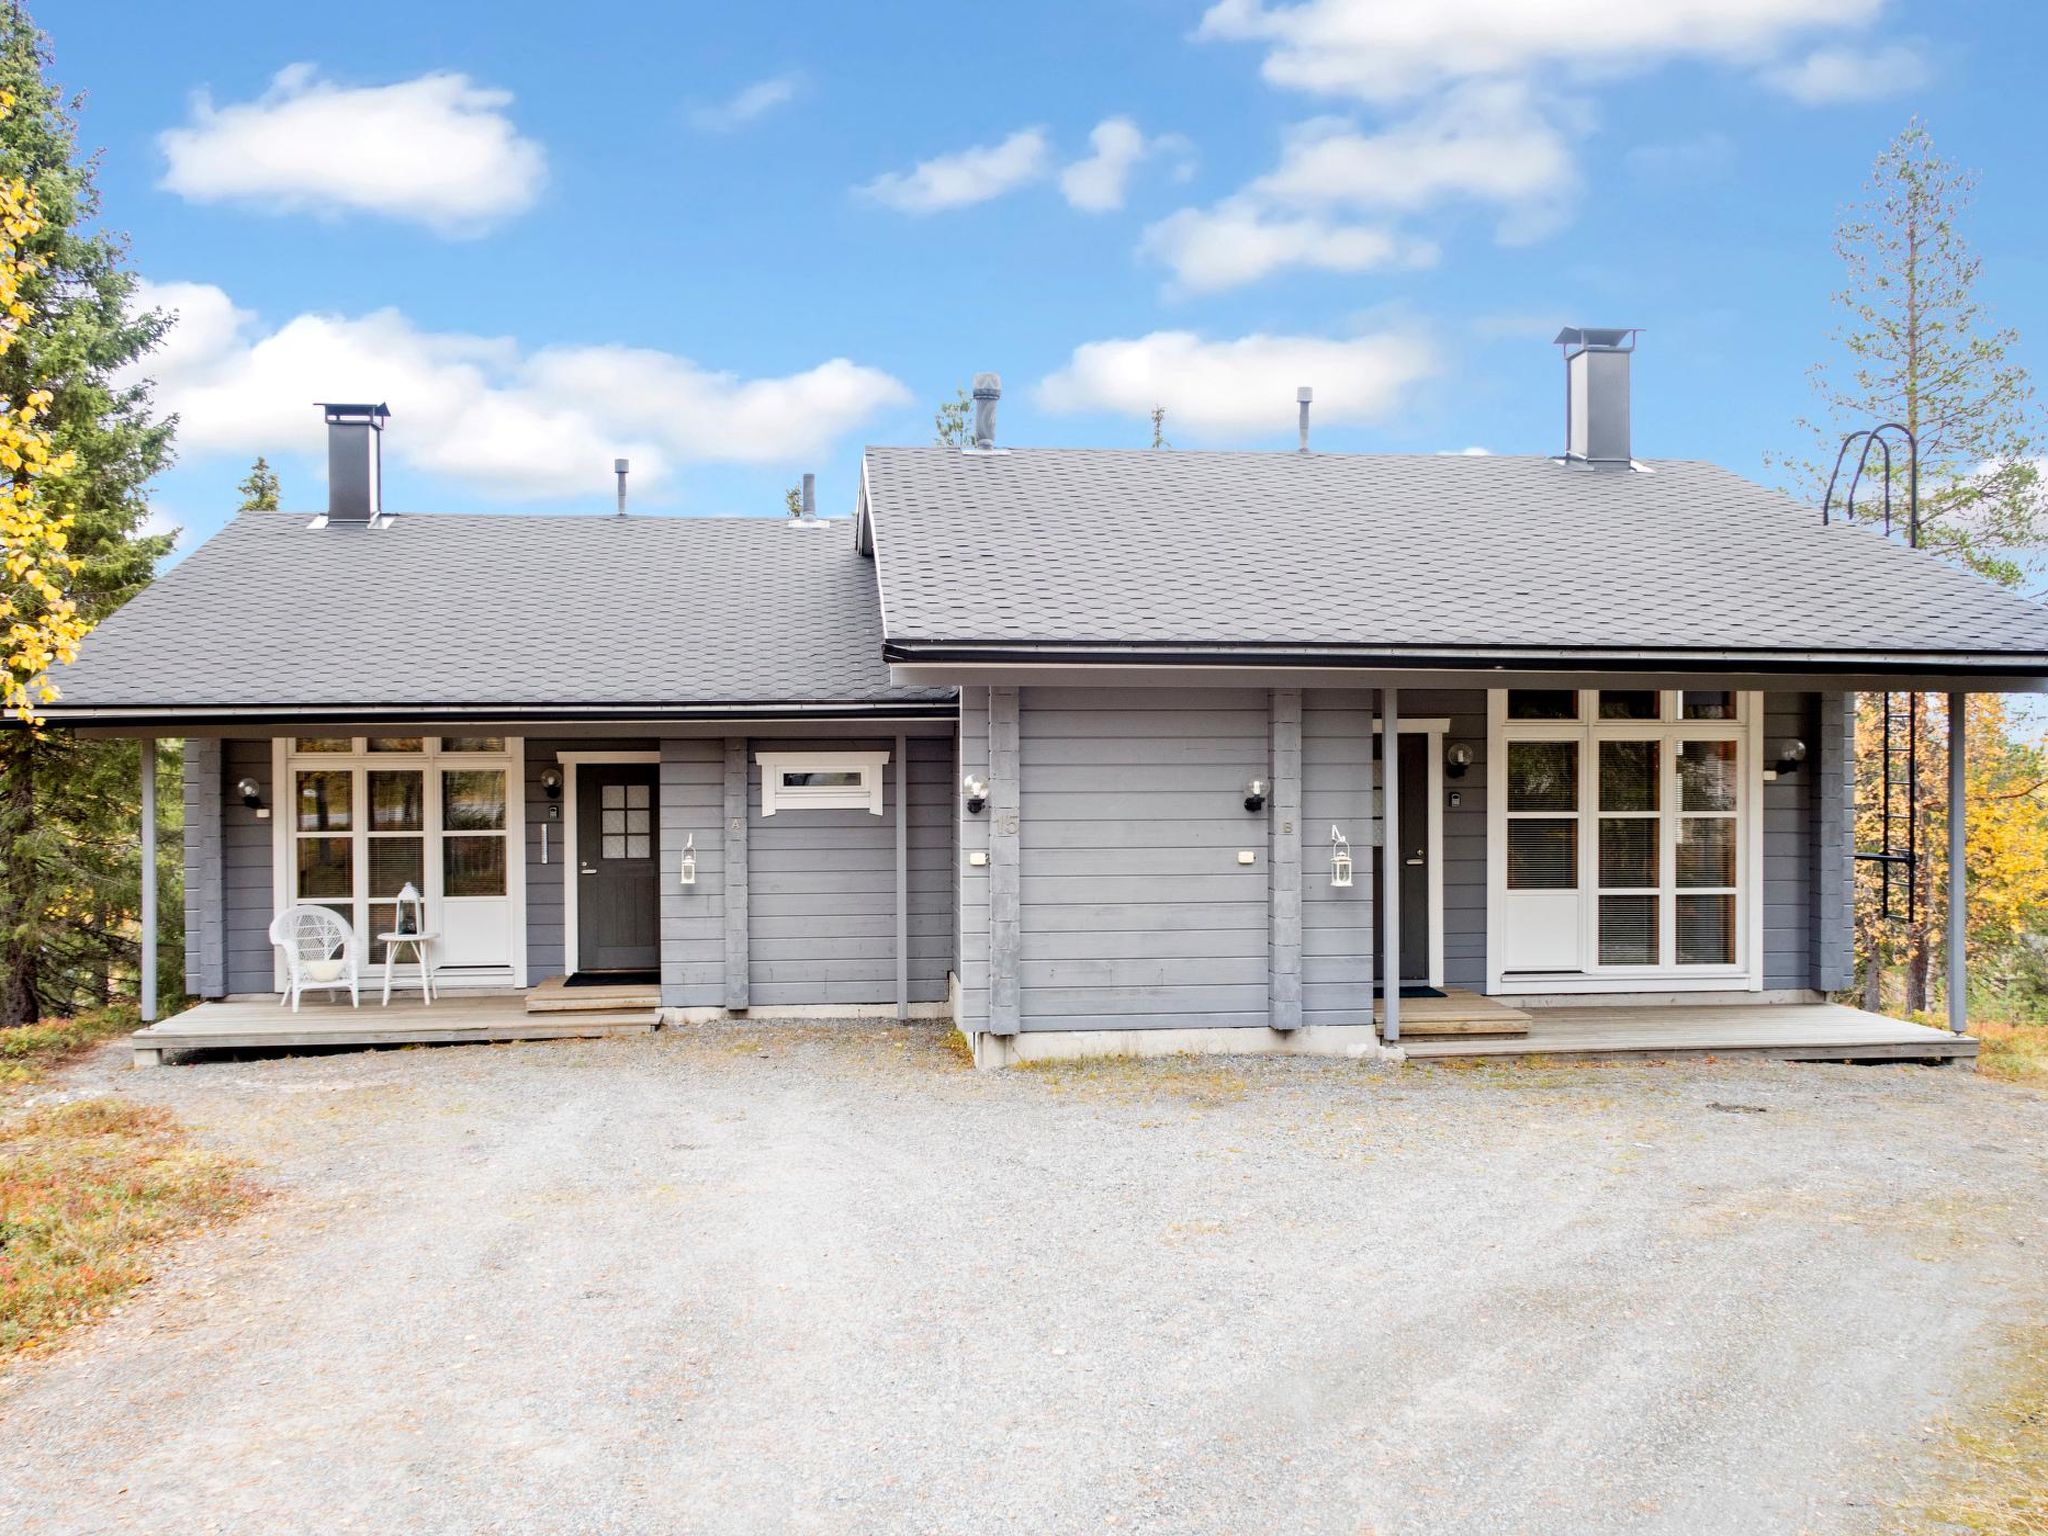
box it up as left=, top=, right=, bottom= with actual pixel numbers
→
left=274, top=736, right=526, bottom=987
left=1491, top=690, right=1761, bottom=992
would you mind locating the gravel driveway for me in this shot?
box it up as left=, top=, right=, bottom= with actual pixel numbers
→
left=3, top=1024, right=2043, bottom=1535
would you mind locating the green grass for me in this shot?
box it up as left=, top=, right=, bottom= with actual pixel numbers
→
left=1974, top=1019, right=2048, bottom=1087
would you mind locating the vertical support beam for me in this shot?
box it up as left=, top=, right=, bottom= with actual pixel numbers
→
left=1380, top=688, right=1400, bottom=1044
left=183, top=738, right=227, bottom=998
left=988, top=686, right=1021, bottom=1036
left=140, top=737, right=158, bottom=1024
left=894, top=734, right=909, bottom=1021
left=1269, top=689, right=1303, bottom=1032
left=1947, top=691, right=1967, bottom=1036
left=722, top=738, right=749, bottom=1012
left=1813, top=692, right=1854, bottom=993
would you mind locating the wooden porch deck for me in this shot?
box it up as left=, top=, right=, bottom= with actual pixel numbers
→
left=131, top=991, right=657, bottom=1065
left=1397, top=1002, right=1976, bottom=1065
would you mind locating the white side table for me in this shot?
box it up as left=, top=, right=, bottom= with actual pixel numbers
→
left=378, top=931, right=440, bottom=1006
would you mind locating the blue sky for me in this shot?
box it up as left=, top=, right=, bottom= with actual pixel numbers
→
left=36, top=0, right=2048, bottom=552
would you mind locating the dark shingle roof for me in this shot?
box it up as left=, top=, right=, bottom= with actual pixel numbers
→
left=51, top=512, right=950, bottom=721
left=862, top=448, right=2048, bottom=665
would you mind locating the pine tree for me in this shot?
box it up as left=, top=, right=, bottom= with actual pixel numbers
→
left=1779, top=121, right=2048, bottom=1017
left=0, top=6, right=178, bottom=1026
left=236, top=456, right=279, bottom=512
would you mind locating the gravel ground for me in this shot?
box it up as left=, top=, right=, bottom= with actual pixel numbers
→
left=2, top=1023, right=2044, bottom=1536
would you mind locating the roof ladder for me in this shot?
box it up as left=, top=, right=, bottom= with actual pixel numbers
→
left=1822, top=424, right=1921, bottom=924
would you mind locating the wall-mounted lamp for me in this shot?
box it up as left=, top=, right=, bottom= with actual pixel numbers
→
left=1772, top=739, right=1809, bottom=776
left=963, top=773, right=989, bottom=815
left=540, top=767, right=564, bottom=800
left=236, top=777, right=264, bottom=811
left=1330, top=824, right=1354, bottom=888
left=679, top=833, right=697, bottom=887
left=1243, top=777, right=1268, bottom=813
left=1445, top=743, right=1475, bottom=780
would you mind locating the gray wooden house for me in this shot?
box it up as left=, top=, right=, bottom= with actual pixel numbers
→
left=44, top=341, right=2048, bottom=1065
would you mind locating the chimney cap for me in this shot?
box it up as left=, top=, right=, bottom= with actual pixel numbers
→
left=1296, top=385, right=1313, bottom=403
left=1553, top=327, right=1639, bottom=354
left=971, top=372, right=1002, bottom=400
left=318, top=401, right=390, bottom=423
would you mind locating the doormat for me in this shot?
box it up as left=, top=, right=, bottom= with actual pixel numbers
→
left=564, top=969, right=660, bottom=988
left=1373, top=985, right=1448, bottom=999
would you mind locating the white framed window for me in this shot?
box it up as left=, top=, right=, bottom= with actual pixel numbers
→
left=1488, top=691, right=1762, bottom=994
left=273, top=736, right=524, bottom=985
left=756, top=750, right=890, bottom=815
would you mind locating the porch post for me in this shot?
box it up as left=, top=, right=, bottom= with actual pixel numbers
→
left=987, top=686, right=1021, bottom=1037
left=1947, top=692, right=1967, bottom=1036
left=140, top=737, right=158, bottom=1024
left=894, top=734, right=908, bottom=1021
left=1381, top=688, right=1400, bottom=1044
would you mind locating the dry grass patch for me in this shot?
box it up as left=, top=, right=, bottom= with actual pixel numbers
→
left=0, top=1005, right=138, bottom=1096
left=1974, top=1020, right=2048, bottom=1088
left=0, top=1098, right=255, bottom=1357
left=1888, top=1324, right=2048, bottom=1535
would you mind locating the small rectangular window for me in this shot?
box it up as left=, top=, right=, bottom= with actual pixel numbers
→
left=1597, top=690, right=1659, bottom=720
left=367, top=737, right=425, bottom=753
left=756, top=752, right=891, bottom=815
left=439, top=736, right=506, bottom=754
left=1507, top=689, right=1578, bottom=720
left=1681, top=690, right=1736, bottom=721
left=294, top=736, right=350, bottom=753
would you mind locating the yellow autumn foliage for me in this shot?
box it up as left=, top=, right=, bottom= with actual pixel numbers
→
left=0, top=89, right=81, bottom=726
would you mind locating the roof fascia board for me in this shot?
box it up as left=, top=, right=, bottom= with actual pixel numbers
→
left=886, top=658, right=2048, bottom=694
left=29, top=699, right=961, bottom=732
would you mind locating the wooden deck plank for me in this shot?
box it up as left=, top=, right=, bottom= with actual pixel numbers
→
left=132, top=992, right=656, bottom=1062
left=1400, top=1003, right=1974, bottom=1063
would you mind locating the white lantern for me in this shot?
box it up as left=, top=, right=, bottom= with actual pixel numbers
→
left=679, top=833, right=698, bottom=887
left=1329, top=825, right=1354, bottom=888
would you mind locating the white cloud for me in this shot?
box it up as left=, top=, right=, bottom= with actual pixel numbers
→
left=1058, top=117, right=1192, bottom=212
left=1037, top=328, right=1435, bottom=435
left=1762, top=41, right=1929, bottom=103
left=1196, top=0, right=1883, bottom=102
left=1141, top=82, right=1568, bottom=290
left=1624, top=131, right=1737, bottom=180
left=158, top=64, right=546, bottom=235
left=689, top=73, right=802, bottom=132
left=1246, top=84, right=1582, bottom=239
left=1141, top=202, right=1434, bottom=292
left=129, top=280, right=910, bottom=502
left=857, top=128, right=1051, bottom=213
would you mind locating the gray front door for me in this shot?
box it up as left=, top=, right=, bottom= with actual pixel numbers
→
left=577, top=764, right=659, bottom=973
left=1373, top=732, right=1431, bottom=986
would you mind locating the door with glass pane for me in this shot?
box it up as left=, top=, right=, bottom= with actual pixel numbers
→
left=575, top=765, right=659, bottom=973
left=1503, top=736, right=1582, bottom=970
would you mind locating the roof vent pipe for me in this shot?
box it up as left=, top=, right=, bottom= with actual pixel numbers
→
left=1554, top=327, right=1639, bottom=469
left=319, top=402, right=388, bottom=521
left=1297, top=385, right=1313, bottom=452
left=800, top=471, right=816, bottom=518
left=614, top=458, right=629, bottom=516
left=970, top=372, right=1001, bottom=450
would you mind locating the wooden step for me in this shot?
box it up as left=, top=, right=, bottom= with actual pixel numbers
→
left=526, top=975, right=661, bottom=1014
left=1376, top=989, right=1532, bottom=1037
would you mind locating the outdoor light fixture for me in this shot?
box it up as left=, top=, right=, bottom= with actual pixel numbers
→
left=1330, top=825, right=1354, bottom=888
left=540, top=767, right=564, bottom=799
left=1445, top=743, right=1475, bottom=780
left=1773, top=739, right=1809, bottom=776
left=236, top=777, right=263, bottom=810
left=1243, top=777, right=1268, bottom=813
left=679, top=834, right=697, bottom=887
left=963, top=773, right=989, bottom=815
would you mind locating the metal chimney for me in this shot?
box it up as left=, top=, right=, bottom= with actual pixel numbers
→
left=970, top=372, right=1001, bottom=450
left=319, top=403, right=388, bottom=521
left=614, top=458, right=630, bottom=516
left=1296, top=385, right=1313, bottom=452
left=800, top=472, right=816, bottom=519
left=1554, top=327, right=1639, bottom=468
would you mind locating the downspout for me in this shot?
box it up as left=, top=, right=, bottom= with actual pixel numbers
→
left=1947, top=692, right=1967, bottom=1035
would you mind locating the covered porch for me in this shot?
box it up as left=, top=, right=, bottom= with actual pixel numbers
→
left=129, top=990, right=656, bottom=1066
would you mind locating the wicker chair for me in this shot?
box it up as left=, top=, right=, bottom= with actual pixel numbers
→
left=268, top=905, right=361, bottom=1012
